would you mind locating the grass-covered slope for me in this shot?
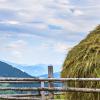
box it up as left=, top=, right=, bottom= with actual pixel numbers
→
left=61, top=25, right=100, bottom=100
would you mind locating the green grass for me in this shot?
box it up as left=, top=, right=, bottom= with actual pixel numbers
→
left=54, top=93, right=65, bottom=100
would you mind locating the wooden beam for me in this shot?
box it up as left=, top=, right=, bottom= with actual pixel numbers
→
left=0, top=78, right=100, bottom=82
left=0, top=87, right=100, bottom=93
left=0, top=94, right=40, bottom=97
left=0, top=96, right=40, bottom=100
left=0, top=81, right=39, bottom=83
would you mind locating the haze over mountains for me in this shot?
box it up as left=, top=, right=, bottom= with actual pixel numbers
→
left=4, top=61, right=61, bottom=77
left=40, top=72, right=60, bottom=78
left=0, top=61, right=42, bottom=88
left=0, top=60, right=61, bottom=78
left=0, top=60, right=60, bottom=88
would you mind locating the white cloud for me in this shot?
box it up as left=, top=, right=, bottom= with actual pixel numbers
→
left=8, top=40, right=27, bottom=49
left=0, top=0, right=100, bottom=65
left=0, top=0, right=99, bottom=39
left=73, top=9, right=84, bottom=16
left=0, top=0, right=98, bottom=34
left=53, top=43, right=73, bottom=53
left=0, top=0, right=7, bottom=2
left=33, top=23, right=47, bottom=30
left=11, top=51, right=22, bottom=58
left=41, top=41, right=73, bottom=53
left=47, top=18, right=77, bottom=31
left=0, top=20, right=20, bottom=25
left=6, top=40, right=28, bottom=59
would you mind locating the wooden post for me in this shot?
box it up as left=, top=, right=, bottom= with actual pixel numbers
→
left=41, top=81, right=46, bottom=100
left=48, top=65, right=54, bottom=99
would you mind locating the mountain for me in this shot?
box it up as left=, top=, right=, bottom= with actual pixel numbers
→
left=14, top=64, right=61, bottom=77
left=5, top=61, right=61, bottom=77
left=0, top=61, right=32, bottom=78
left=0, top=61, right=61, bottom=88
left=13, top=64, right=49, bottom=76
left=39, top=72, right=60, bottom=78
left=0, top=61, right=40, bottom=88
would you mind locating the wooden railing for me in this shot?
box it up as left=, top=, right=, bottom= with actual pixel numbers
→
left=0, top=66, right=100, bottom=100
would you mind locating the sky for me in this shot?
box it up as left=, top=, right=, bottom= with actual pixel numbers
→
left=0, top=0, right=100, bottom=66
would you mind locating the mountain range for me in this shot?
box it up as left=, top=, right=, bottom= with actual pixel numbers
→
left=4, top=61, right=61, bottom=77
left=39, top=72, right=60, bottom=78
left=0, top=61, right=41, bottom=88
left=0, top=61, right=61, bottom=88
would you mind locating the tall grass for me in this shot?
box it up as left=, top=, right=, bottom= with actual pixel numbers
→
left=61, top=25, right=100, bottom=100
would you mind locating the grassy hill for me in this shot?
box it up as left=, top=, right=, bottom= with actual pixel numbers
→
left=61, top=25, right=100, bottom=100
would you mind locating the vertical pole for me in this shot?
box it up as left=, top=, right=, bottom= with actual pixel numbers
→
left=48, top=65, right=54, bottom=99
left=41, top=81, right=45, bottom=100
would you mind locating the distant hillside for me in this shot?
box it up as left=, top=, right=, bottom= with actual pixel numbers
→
left=5, top=62, right=61, bottom=77
left=12, top=64, right=49, bottom=76
left=0, top=61, right=61, bottom=88
left=0, top=61, right=40, bottom=88
left=39, top=72, right=60, bottom=78
left=0, top=61, right=32, bottom=78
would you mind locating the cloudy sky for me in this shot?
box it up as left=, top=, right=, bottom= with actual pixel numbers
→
left=0, top=0, right=100, bottom=65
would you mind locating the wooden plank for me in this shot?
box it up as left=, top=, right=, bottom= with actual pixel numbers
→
left=0, top=94, right=40, bottom=97
left=0, top=96, right=40, bottom=100
left=0, top=92, right=63, bottom=97
left=0, top=87, right=100, bottom=93
left=0, top=81, right=38, bottom=83
left=0, top=78, right=100, bottom=82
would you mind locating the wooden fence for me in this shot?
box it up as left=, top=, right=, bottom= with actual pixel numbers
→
left=0, top=65, right=100, bottom=100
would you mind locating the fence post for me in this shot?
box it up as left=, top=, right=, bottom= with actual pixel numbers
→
left=41, top=81, right=46, bottom=100
left=48, top=65, right=54, bottom=99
